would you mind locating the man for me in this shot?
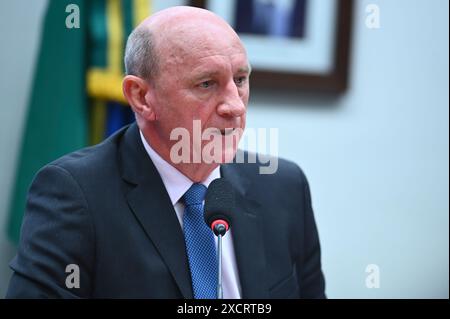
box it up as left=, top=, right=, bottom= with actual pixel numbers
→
left=7, top=6, right=325, bottom=299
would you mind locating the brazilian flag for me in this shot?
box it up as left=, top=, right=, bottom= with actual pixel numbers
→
left=7, top=0, right=152, bottom=244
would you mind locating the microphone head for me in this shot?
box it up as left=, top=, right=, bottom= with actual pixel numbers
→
left=204, top=178, right=235, bottom=229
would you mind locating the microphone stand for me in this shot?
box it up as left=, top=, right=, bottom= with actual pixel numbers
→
left=217, top=233, right=223, bottom=299
left=212, top=222, right=227, bottom=299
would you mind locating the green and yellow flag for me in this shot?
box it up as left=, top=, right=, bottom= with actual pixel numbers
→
left=7, top=0, right=151, bottom=243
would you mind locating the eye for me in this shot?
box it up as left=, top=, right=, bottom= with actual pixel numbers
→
left=199, top=80, right=214, bottom=89
left=235, top=76, right=247, bottom=87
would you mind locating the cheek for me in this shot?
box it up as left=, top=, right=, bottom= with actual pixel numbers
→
left=243, top=87, right=250, bottom=102
left=194, top=98, right=217, bottom=119
left=172, top=96, right=206, bottom=130
left=158, top=90, right=192, bottom=117
left=241, top=91, right=249, bottom=123
left=238, top=87, right=250, bottom=108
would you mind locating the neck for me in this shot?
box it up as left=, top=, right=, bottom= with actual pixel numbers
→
left=173, top=162, right=219, bottom=183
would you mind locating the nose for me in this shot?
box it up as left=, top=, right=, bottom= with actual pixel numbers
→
left=216, top=81, right=246, bottom=118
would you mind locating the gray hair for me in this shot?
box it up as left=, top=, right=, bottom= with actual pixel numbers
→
left=124, top=27, right=158, bottom=80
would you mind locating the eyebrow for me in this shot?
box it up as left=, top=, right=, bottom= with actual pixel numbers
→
left=237, top=65, right=252, bottom=75
left=192, top=64, right=252, bottom=83
left=193, top=71, right=221, bottom=82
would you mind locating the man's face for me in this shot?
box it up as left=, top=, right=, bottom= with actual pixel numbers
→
left=146, top=22, right=250, bottom=164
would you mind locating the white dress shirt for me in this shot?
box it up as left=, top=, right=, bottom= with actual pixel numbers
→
left=140, top=131, right=242, bottom=298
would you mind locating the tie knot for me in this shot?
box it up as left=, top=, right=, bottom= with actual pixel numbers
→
left=183, top=183, right=207, bottom=206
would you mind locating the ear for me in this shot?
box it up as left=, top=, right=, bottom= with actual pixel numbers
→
left=122, top=75, right=156, bottom=121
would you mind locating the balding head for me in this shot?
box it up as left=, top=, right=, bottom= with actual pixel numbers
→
left=122, top=6, right=250, bottom=182
left=124, top=6, right=245, bottom=81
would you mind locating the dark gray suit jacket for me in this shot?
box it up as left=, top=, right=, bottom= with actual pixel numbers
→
left=6, top=123, right=325, bottom=298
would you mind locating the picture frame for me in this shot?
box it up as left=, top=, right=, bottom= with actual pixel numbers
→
left=190, top=0, right=354, bottom=93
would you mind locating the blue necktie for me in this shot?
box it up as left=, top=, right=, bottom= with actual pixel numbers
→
left=183, top=183, right=218, bottom=299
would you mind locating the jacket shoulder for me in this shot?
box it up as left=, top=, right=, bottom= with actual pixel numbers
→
left=44, top=125, right=129, bottom=177
left=232, top=150, right=308, bottom=186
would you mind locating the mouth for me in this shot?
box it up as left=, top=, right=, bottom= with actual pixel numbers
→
left=219, top=128, right=237, bottom=136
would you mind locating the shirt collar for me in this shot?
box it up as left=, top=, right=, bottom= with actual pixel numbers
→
left=139, top=130, right=221, bottom=206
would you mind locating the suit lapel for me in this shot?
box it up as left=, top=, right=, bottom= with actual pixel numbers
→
left=119, top=124, right=193, bottom=298
left=221, top=163, right=270, bottom=299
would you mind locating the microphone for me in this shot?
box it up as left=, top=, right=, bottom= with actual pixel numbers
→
left=204, top=178, right=235, bottom=299
left=204, top=178, right=234, bottom=235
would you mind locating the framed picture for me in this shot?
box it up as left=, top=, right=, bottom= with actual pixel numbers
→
left=190, top=0, right=354, bottom=93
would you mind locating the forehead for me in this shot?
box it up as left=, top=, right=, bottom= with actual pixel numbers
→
left=163, top=42, right=249, bottom=80
left=189, top=53, right=250, bottom=79
left=156, top=21, right=248, bottom=69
